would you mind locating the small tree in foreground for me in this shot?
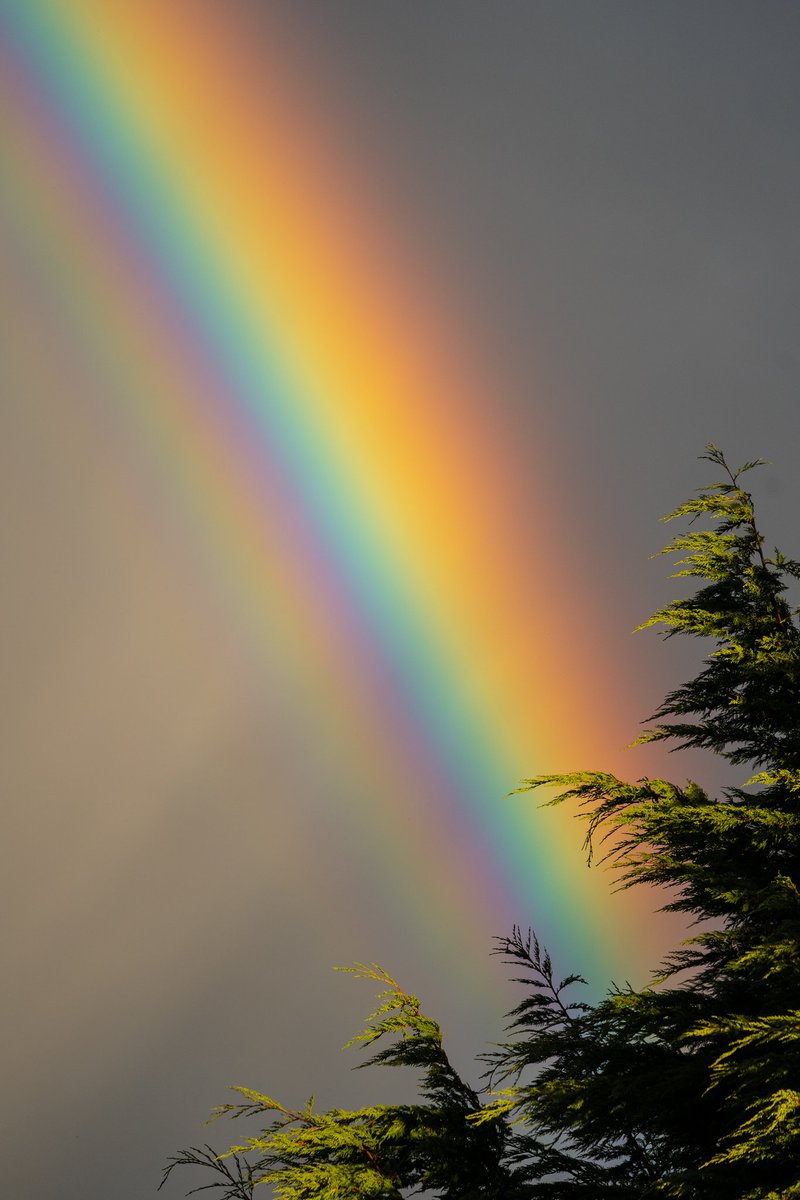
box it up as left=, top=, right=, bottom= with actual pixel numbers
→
left=162, top=447, right=800, bottom=1198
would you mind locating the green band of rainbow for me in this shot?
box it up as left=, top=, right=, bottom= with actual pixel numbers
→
left=1, top=0, right=661, bottom=995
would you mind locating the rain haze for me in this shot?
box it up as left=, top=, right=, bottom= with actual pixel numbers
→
left=1, top=3, right=798, bottom=1197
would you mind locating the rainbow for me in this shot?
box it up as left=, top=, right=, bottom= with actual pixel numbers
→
left=0, top=0, right=663, bottom=998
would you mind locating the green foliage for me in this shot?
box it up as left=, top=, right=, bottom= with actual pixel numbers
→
left=163, top=447, right=800, bottom=1198
left=161, top=965, right=513, bottom=1199
left=634, top=444, right=800, bottom=775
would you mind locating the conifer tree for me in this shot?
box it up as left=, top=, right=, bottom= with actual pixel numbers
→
left=162, top=447, right=800, bottom=1198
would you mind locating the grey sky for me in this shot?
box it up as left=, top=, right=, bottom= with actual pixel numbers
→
left=2, top=5, right=799, bottom=1198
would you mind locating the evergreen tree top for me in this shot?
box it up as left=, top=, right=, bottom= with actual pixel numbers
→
left=633, top=444, right=800, bottom=777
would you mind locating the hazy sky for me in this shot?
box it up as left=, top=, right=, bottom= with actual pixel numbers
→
left=2, top=4, right=799, bottom=1198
